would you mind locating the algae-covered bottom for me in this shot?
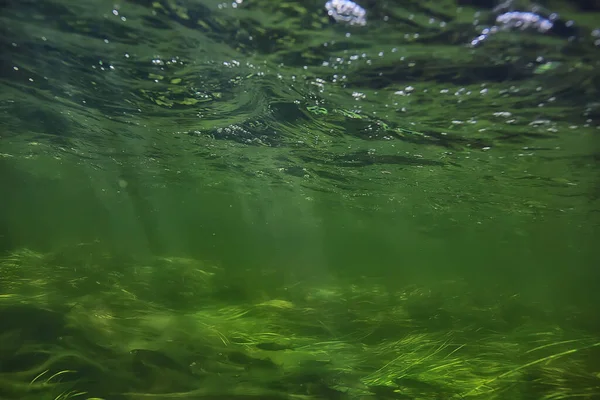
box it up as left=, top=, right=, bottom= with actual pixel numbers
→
left=1, top=244, right=599, bottom=400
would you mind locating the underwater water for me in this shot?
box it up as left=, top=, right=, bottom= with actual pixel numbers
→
left=1, top=0, right=599, bottom=398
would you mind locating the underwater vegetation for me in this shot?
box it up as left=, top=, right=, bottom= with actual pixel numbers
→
left=1, top=243, right=599, bottom=400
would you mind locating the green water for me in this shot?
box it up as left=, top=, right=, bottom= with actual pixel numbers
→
left=1, top=0, right=600, bottom=399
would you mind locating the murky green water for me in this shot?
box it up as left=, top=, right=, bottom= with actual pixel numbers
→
left=1, top=0, right=600, bottom=399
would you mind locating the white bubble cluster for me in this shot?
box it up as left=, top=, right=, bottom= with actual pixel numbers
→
left=496, top=11, right=554, bottom=32
left=471, top=11, right=554, bottom=47
left=325, top=0, right=367, bottom=26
